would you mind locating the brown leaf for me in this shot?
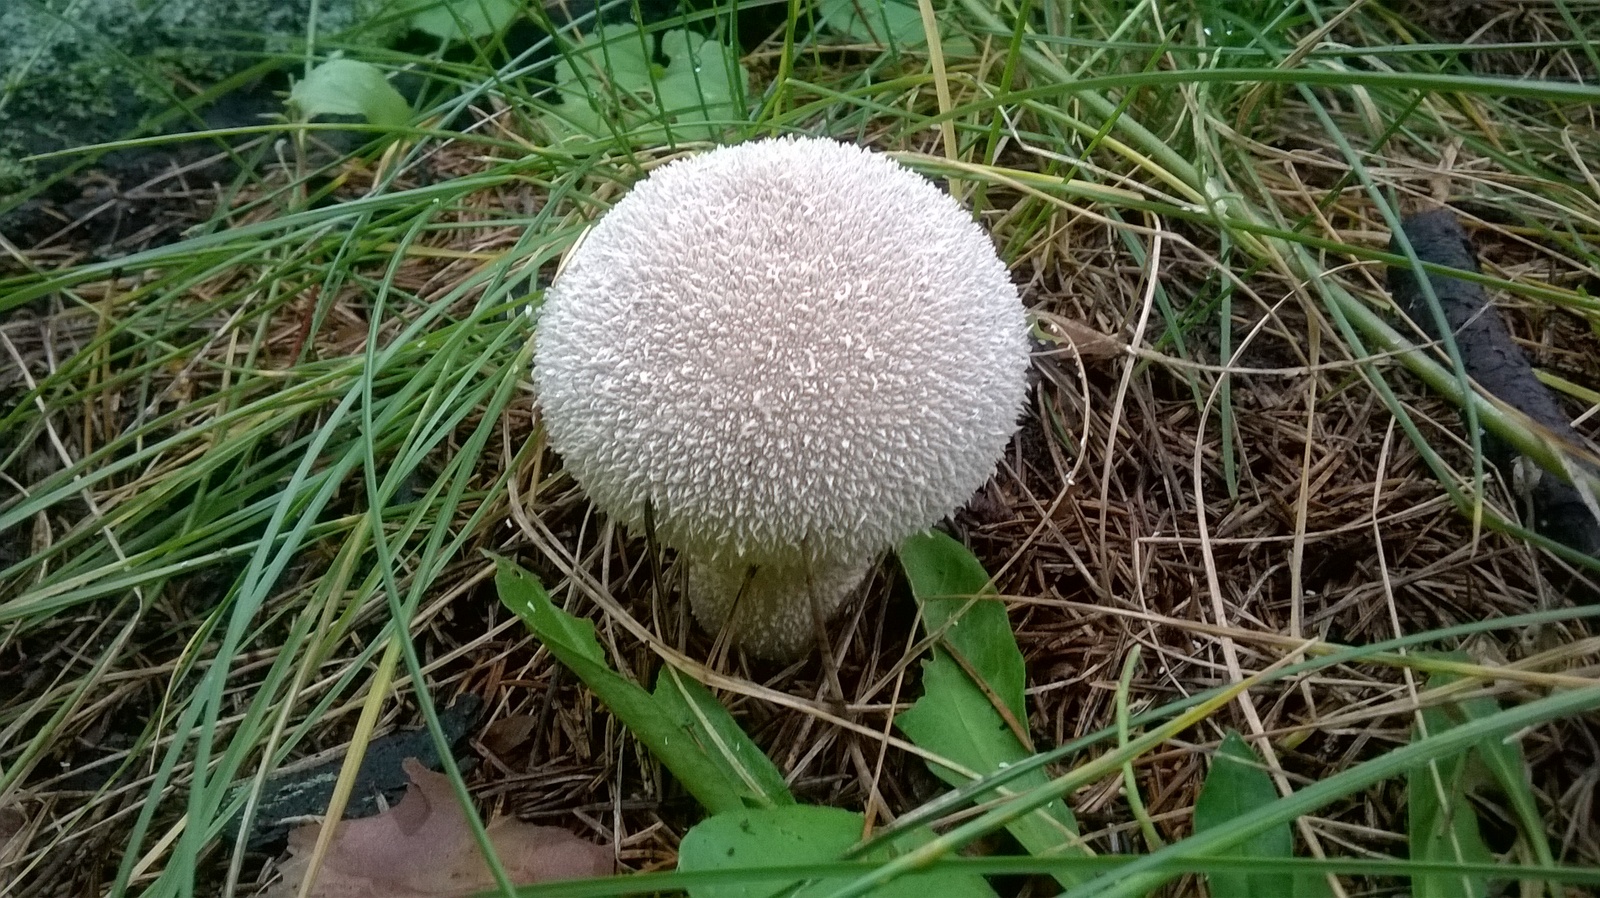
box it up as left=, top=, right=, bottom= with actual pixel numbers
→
left=479, top=714, right=538, bottom=758
left=0, top=801, right=27, bottom=870
left=1037, top=313, right=1124, bottom=362
left=269, top=759, right=612, bottom=898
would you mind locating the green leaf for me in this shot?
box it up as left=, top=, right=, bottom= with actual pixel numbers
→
left=554, top=24, right=655, bottom=88
left=288, top=59, right=410, bottom=129
left=494, top=559, right=790, bottom=814
left=1412, top=658, right=1553, bottom=876
left=678, top=806, right=996, bottom=898
left=542, top=25, right=748, bottom=141
left=653, top=30, right=747, bottom=141
left=896, top=652, right=1082, bottom=869
left=1407, top=659, right=1502, bottom=898
left=898, top=530, right=1025, bottom=723
left=818, top=0, right=929, bottom=48
left=544, top=24, right=656, bottom=136
left=895, top=532, right=1084, bottom=885
left=651, top=665, right=794, bottom=809
left=398, top=0, right=521, bottom=40
left=1193, top=730, right=1333, bottom=898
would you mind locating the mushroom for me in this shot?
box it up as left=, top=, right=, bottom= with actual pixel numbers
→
left=533, top=136, right=1030, bottom=659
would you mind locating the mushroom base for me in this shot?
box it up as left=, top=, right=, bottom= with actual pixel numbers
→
left=684, top=555, right=873, bottom=660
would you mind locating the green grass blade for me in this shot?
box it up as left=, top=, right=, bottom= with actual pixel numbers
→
left=1067, top=684, right=1600, bottom=898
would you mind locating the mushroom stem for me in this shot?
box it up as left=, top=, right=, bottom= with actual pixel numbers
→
left=685, top=554, right=873, bottom=660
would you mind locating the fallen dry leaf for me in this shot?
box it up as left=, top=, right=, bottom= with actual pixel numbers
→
left=478, top=714, right=537, bottom=758
left=1, top=800, right=27, bottom=871
left=269, top=758, right=612, bottom=898
left=1035, top=312, right=1125, bottom=362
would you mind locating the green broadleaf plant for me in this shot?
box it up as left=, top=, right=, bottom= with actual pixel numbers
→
left=494, top=558, right=789, bottom=814
left=289, top=58, right=411, bottom=129
left=1408, top=655, right=1549, bottom=898
left=396, top=0, right=522, bottom=40
left=542, top=24, right=749, bottom=142
left=898, top=531, right=1027, bottom=720
left=1193, top=730, right=1335, bottom=898
left=818, top=0, right=928, bottom=48
left=894, top=531, right=1086, bottom=886
left=495, top=558, right=997, bottom=897
left=678, top=805, right=995, bottom=898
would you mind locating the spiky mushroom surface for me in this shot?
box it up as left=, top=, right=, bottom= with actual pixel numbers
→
left=533, top=136, right=1030, bottom=659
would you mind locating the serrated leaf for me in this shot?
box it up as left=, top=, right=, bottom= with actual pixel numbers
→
left=289, top=59, right=410, bottom=129
left=678, top=806, right=996, bottom=898
left=400, top=0, right=521, bottom=40
left=1193, top=730, right=1333, bottom=898
left=495, top=559, right=789, bottom=814
left=895, top=532, right=1084, bottom=885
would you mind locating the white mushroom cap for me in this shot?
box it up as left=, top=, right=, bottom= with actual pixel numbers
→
left=533, top=136, right=1030, bottom=658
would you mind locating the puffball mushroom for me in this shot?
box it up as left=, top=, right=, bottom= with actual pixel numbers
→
left=533, top=136, right=1030, bottom=659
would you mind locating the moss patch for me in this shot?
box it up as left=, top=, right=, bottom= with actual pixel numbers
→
left=0, top=0, right=395, bottom=196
